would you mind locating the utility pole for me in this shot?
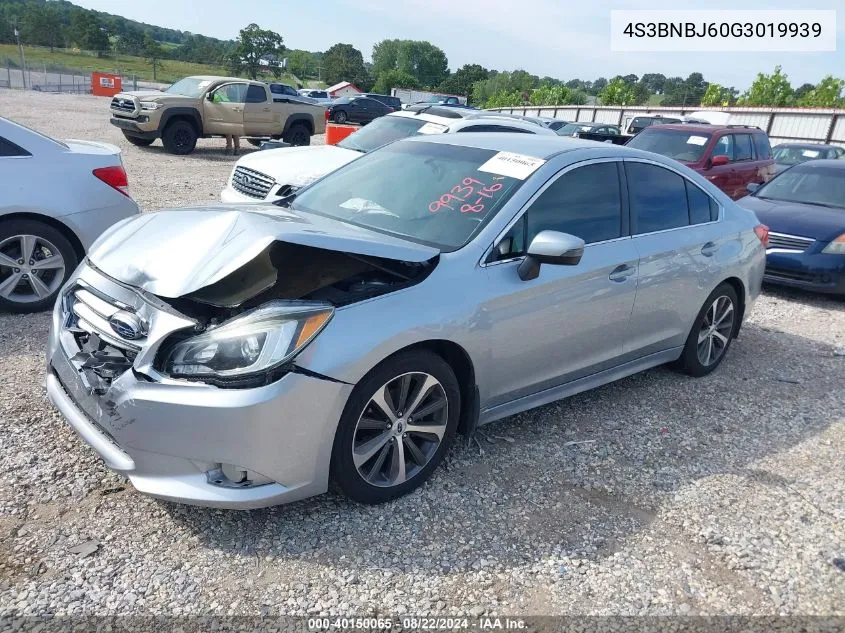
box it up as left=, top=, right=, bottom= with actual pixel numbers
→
left=14, top=25, right=27, bottom=89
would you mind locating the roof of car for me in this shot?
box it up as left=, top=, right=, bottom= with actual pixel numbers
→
left=774, top=142, right=840, bottom=149
left=645, top=123, right=764, bottom=134
left=786, top=158, right=845, bottom=170
left=403, top=132, right=629, bottom=159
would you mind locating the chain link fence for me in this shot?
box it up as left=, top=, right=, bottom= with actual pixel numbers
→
left=0, top=62, right=140, bottom=94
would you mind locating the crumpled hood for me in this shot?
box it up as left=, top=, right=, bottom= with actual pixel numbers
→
left=87, top=205, right=439, bottom=298
left=236, top=144, right=360, bottom=188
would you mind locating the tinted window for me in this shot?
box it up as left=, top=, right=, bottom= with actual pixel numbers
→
left=246, top=85, right=266, bottom=103
left=734, top=134, right=753, bottom=161
left=627, top=163, right=689, bottom=233
left=457, top=125, right=532, bottom=134
left=524, top=162, right=623, bottom=245
left=753, top=134, right=772, bottom=160
left=686, top=181, right=716, bottom=224
left=0, top=137, right=29, bottom=157
left=712, top=135, right=734, bottom=159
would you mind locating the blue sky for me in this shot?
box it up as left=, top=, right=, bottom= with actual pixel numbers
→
left=73, top=0, right=844, bottom=90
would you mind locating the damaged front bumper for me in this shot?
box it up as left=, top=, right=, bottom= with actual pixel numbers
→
left=45, top=264, right=353, bottom=509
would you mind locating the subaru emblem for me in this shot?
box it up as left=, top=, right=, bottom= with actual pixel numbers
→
left=109, top=311, right=146, bottom=340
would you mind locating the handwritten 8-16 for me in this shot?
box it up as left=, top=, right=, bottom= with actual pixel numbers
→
left=429, top=177, right=504, bottom=214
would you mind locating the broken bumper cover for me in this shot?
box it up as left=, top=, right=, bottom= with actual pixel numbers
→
left=46, top=325, right=353, bottom=510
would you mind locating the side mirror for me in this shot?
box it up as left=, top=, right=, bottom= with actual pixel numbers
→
left=710, top=155, right=730, bottom=167
left=517, top=231, right=585, bottom=281
left=746, top=182, right=761, bottom=194
left=206, top=92, right=214, bottom=101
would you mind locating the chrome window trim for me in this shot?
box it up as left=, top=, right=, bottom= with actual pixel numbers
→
left=479, top=157, right=624, bottom=267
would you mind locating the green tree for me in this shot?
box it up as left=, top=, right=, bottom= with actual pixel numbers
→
left=70, top=11, right=110, bottom=56
left=599, top=77, right=635, bottom=105
left=437, top=64, right=489, bottom=99
left=486, top=90, right=523, bottom=108
left=322, top=43, right=370, bottom=89
left=797, top=76, right=844, bottom=107
left=142, top=35, right=164, bottom=81
left=794, top=82, right=815, bottom=100
left=230, top=23, right=284, bottom=80
left=372, top=69, right=419, bottom=94
left=701, top=83, right=730, bottom=107
left=20, top=4, right=62, bottom=51
left=640, top=73, right=666, bottom=94
left=371, top=39, right=449, bottom=88
left=287, top=50, right=315, bottom=79
left=739, top=66, right=794, bottom=106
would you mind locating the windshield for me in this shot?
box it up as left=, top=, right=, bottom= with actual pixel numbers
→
left=337, top=116, right=443, bottom=153
left=773, top=146, right=825, bottom=165
left=557, top=123, right=593, bottom=136
left=755, top=164, right=845, bottom=208
left=165, top=77, right=213, bottom=98
left=626, top=129, right=712, bottom=162
left=290, top=142, right=530, bottom=250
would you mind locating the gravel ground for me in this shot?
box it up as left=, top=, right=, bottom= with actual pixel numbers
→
left=0, top=89, right=844, bottom=619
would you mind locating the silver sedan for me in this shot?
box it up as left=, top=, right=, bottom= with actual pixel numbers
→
left=46, top=134, right=766, bottom=508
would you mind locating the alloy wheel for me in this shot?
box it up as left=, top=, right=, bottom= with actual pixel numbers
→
left=697, top=295, right=735, bottom=366
left=352, top=372, right=448, bottom=488
left=0, top=234, right=66, bottom=304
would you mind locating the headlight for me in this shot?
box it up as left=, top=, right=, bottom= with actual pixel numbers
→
left=822, top=234, right=845, bottom=254
left=160, top=301, right=333, bottom=382
left=139, top=101, right=163, bottom=111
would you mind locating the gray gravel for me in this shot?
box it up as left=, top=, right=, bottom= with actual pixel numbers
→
left=0, top=89, right=844, bottom=618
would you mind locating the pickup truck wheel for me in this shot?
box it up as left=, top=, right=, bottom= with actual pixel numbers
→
left=122, top=132, right=154, bottom=147
left=162, top=120, right=197, bottom=155
left=283, top=123, right=311, bottom=146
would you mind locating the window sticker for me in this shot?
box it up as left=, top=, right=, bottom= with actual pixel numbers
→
left=687, top=135, right=708, bottom=146
left=478, top=152, right=546, bottom=180
left=417, top=122, right=448, bottom=135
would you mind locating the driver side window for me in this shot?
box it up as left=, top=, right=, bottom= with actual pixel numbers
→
left=712, top=135, right=734, bottom=160
left=213, top=83, right=247, bottom=103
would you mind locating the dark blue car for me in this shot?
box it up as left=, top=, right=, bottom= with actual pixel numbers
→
left=738, top=160, right=845, bottom=295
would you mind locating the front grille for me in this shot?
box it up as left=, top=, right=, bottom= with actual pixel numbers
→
left=765, top=267, right=816, bottom=283
left=767, top=232, right=815, bottom=253
left=110, top=96, right=136, bottom=114
left=232, top=166, right=275, bottom=199
left=66, top=287, right=145, bottom=352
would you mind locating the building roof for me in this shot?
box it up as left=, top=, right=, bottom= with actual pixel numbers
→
left=326, top=81, right=362, bottom=94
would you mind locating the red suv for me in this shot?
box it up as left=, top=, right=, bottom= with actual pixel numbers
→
left=626, top=124, right=776, bottom=199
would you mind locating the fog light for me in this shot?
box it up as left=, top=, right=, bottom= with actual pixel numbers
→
left=137, top=115, right=149, bottom=123
left=206, top=464, right=273, bottom=488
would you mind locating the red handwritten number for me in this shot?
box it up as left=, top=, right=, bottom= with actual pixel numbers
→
left=460, top=203, right=484, bottom=214
left=430, top=178, right=505, bottom=214
left=462, top=177, right=484, bottom=187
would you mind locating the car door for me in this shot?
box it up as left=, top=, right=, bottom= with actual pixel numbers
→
left=704, top=133, right=737, bottom=196
left=623, top=159, right=725, bottom=359
left=203, top=83, right=247, bottom=136
left=243, top=84, right=278, bottom=137
left=345, top=98, right=366, bottom=123
left=483, top=160, right=639, bottom=408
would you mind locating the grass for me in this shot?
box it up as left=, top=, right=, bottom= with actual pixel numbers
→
left=0, top=44, right=229, bottom=84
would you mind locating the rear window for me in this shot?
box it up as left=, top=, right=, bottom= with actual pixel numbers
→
left=626, top=129, right=712, bottom=162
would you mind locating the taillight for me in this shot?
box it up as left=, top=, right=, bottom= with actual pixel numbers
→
left=93, top=166, right=129, bottom=196
left=754, top=224, right=769, bottom=248
left=324, top=109, right=330, bottom=121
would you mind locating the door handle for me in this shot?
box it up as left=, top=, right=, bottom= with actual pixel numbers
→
left=701, top=242, right=718, bottom=257
left=232, top=107, right=242, bottom=112
left=262, top=108, right=271, bottom=112
left=609, top=264, right=636, bottom=282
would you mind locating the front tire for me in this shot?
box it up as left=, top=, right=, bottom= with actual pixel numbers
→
left=122, top=132, right=154, bottom=147
left=161, top=119, right=197, bottom=155
left=677, top=283, right=739, bottom=377
left=332, top=110, right=348, bottom=124
left=0, top=219, right=77, bottom=314
left=331, top=350, right=460, bottom=504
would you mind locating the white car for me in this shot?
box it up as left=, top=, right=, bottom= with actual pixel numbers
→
left=0, top=117, right=140, bottom=313
left=221, top=108, right=557, bottom=203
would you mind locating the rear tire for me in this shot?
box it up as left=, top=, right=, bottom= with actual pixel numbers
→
left=331, top=350, right=460, bottom=504
left=0, top=219, right=77, bottom=314
left=161, top=119, right=197, bottom=155
left=283, top=123, right=311, bottom=146
left=676, top=283, right=739, bottom=377
left=122, top=132, right=154, bottom=147
left=332, top=110, right=348, bottom=124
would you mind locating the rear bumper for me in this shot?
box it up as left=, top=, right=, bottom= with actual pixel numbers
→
left=764, top=252, right=845, bottom=295
left=110, top=117, right=159, bottom=139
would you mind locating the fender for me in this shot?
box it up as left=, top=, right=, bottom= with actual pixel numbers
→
left=158, top=107, right=202, bottom=135
left=282, top=113, right=315, bottom=136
